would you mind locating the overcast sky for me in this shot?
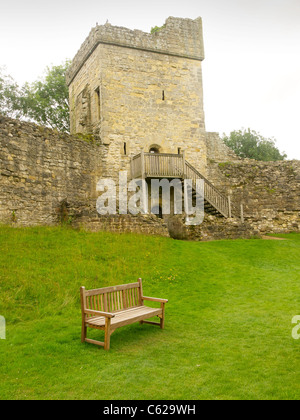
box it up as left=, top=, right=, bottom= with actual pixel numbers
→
left=1, top=0, right=299, bottom=159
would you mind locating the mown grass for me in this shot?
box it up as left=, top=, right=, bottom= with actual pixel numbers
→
left=0, top=226, right=299, bottom=400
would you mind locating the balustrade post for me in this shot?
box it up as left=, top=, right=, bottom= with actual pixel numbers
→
left=141, top=149, right=145, bottom=178
left=240, top=203, right=244, bottom=223
left=140, top=149, right=148, bottom=214
left=130, top=156, right=133, bottom=180
left=228, top=195, right=232, bottom=218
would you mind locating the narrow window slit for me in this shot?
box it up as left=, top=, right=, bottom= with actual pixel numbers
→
left=95, top=87, right=101, bottom=119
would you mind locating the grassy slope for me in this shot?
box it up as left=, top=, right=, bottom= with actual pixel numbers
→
left=0, top=226, right=299, bottom=400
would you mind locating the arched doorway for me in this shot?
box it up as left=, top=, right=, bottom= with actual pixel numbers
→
left=149, top=144, right=161, bottom=153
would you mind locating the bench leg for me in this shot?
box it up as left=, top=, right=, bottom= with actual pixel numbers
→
left=160, top=303, right=165, bottom=329
left=81, top=321, right=87, bottom=343
left=104, top=318, right=111, bottom=350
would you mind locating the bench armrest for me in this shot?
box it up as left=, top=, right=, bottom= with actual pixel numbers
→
left=84, top=309, right=115, bottom=318
left=142, top=296, right=168, bottom=304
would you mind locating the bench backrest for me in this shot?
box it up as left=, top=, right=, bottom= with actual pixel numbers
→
left=81, top=279, right=143, bottom=315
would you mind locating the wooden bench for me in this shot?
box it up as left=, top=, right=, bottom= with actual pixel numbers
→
left=80, top=278, right=168, bottom=350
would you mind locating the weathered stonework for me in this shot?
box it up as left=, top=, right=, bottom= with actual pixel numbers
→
left=0, top=115, right=102, bottom=225
left=73, top=213, right=170, bottom=237
left=205, top=132, right=241, bottom=163
left=0, top=16, right=299, bottom=241
left=207, top=159, right=300, bottom=234
left=0, top=115, right=299, bottom=239
left=67, top=17, right=207, bottom=176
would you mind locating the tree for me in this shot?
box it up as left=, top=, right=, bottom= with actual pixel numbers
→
left=20, top=60, right=70, bottom=132
left=0, top=67, right=22, bottom=119
left=0, top=60, right=70, bottom=133
left=222, top=128, right=287, bottom=161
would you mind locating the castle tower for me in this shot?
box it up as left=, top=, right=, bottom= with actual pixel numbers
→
left=66, top=17, right=207, bottom=177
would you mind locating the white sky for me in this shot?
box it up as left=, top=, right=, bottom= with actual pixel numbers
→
left=0, top=0, right=299, bottom=159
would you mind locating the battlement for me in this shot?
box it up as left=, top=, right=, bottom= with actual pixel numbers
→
left=66, top=16, right=204, bottom=86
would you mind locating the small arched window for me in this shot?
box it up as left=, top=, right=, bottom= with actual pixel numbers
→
left=149, top=145, right=160, bottom=154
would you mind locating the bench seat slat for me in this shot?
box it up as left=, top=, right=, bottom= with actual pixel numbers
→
left=86, top=306, right=162, bottom=329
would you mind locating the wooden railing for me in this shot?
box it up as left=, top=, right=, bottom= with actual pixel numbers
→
left=131, top=152, right=184, bottom=179
left=130, top=152, right=231, bottom=218
left=131, top=153, right=142, bottom=179
left=184, top=161, right=230, bottom=218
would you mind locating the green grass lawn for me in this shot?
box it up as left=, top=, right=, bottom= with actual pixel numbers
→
left=0, top=226, right=300, bottom=400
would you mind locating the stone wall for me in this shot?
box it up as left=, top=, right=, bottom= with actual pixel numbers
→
left=207, top=159, right=300, bottom=233
left=206, top=132, right=240, bottom=163
left=166, top=214, right=259, bottom=241
left=0, top=115, right=102, bottom=226
left=75, top=212, right=260, bottom=241
left=1, top=115, right=299, bottom=239
left=67, top=17, right=208, bottom=177
left=73, top=213, right=170, bottom=237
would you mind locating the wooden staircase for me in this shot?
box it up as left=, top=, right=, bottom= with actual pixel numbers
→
left=130, top=152, right=231, bottom=218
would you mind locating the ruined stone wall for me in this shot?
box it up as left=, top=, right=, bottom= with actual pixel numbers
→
left=67, top=17, right=208, bottom=178
left=73, top=213, right=170, bottom=237
left=0, top=116, right=102, bottom=226
left=206, top=132, right=240, bottom=163
left=207, top=159, right=300, bottom=233
left=1, top=115, right=299, bottom=238
left=74, top=212, right=260, bottom=241
left=167, top=214, right=259, bottom=241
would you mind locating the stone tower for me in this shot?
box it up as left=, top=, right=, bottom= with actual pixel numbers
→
left=66, top=16, right=207, bottom=177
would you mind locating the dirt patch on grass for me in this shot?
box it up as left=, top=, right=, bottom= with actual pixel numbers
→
left=262, top=235, right=287, bottom=240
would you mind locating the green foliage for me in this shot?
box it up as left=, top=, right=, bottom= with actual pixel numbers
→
left=0, top=67, right=22, bottom=119
left=222, top=128, right=287, bottom=161
left=150, top=24, right=166, bottom=34
left=20, top=60, right=71, bottom=133
left=0, top=226, right=300, bottom=400
left=218, top=162, right=231, bottom=168
left=0, top=60, right=70, bottom=133
left=11, top=211, right=17, bottom=223
left=75, top=133, right=95, bottom=143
